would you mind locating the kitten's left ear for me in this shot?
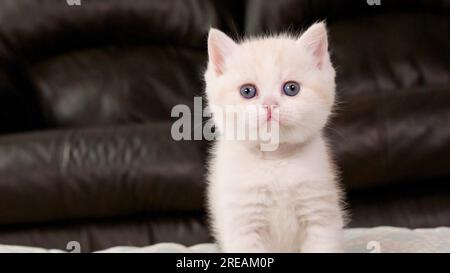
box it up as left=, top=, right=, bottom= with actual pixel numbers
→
left=297, top=22, right=330, bottom=69
left=208, top=28, right=237, bottom=75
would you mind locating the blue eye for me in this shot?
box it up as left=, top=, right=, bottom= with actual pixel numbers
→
left=283, top=81, right=301, bottom=96
left=240, top=84, right=257, bottom=99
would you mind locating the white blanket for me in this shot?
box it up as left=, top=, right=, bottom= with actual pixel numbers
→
left=1, top=226, right=449, bottom=253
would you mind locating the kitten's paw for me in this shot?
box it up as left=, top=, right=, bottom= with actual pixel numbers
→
left=301, top=244, right=344, bottom=253
left=221, top=242, right=267, bottom=253
left=301, top=225, right=344, bottom=253
left=301, top=241, right=344, bottom=253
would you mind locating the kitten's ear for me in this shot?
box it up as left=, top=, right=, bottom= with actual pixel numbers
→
left=208, top=28, right=237, bottom=75
left=297, top=22, right=329, bottom=69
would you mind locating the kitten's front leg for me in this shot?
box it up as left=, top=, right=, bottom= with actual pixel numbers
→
left=300, top=224, right=344, bottom=253
left=217, top=203, right=269, bottom=253
left=220, top=226, right=268, bottom=253
left=295, top=178, right=345, bottom=253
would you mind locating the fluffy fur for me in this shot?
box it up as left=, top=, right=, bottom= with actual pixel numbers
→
left=204, top=22, right=345, bottom=253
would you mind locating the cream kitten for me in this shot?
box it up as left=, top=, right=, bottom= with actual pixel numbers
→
left=204, top=22, right=345, bottom=253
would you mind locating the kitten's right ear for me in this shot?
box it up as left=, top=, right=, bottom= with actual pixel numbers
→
left=208, top=28, right=237, bottom=75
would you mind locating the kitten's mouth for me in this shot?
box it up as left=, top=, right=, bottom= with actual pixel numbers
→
left=264, top=107, right=279, bottom=123
left=267, top=115, right=279, bottom=123
left=257, top=111, right=281, bottom=132
left=258, top=114, right=278, bottom=125
left=267, top=109, right=273, bottom=121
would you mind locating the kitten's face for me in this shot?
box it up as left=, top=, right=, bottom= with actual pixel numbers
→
left=205, top=23, right=336, bottom=145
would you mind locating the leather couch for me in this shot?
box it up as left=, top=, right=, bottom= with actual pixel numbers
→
left=0, top=0, right=448, bottom=252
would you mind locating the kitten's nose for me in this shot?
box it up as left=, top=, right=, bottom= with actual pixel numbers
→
left=262, top=96, right=279, bottom=108
left=262, top=97, right=279, bottom=121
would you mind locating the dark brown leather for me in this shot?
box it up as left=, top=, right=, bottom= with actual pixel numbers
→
left=0, top=124, right=206, bottom=225
left=0, top=0, right=448, bottom=252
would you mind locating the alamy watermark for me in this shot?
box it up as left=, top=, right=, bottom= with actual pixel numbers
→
left=66, top=0, right=81, bottom=6
left=66, top=241, right=81, bottom=253
left=366, top=0, right=381, bottom=5
left=366, top=241, right=382, bottom=253
left=171, top=97, right=280, bottom=151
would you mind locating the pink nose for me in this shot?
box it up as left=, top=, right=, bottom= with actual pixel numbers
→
left=262, top=97, right=279, bottom=121
left=262, top=97, right=279, bottom=108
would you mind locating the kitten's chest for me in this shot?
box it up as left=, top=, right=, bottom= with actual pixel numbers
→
left=265, top=181, right=302, bottom=251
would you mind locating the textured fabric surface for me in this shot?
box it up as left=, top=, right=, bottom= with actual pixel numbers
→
left=0, top=227, right=448, bottom=253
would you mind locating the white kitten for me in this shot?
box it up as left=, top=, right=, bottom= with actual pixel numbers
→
left=204, top=22, right=345, bottom=253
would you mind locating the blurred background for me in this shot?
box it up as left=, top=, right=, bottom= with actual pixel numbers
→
left=0, top=0, right=448, bottom=252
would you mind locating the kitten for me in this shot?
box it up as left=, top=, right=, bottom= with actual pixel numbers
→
left=204, top=22, right=345, bottom=253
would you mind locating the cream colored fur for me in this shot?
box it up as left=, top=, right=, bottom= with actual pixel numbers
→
left=205, top=22, right=345, bottom=253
